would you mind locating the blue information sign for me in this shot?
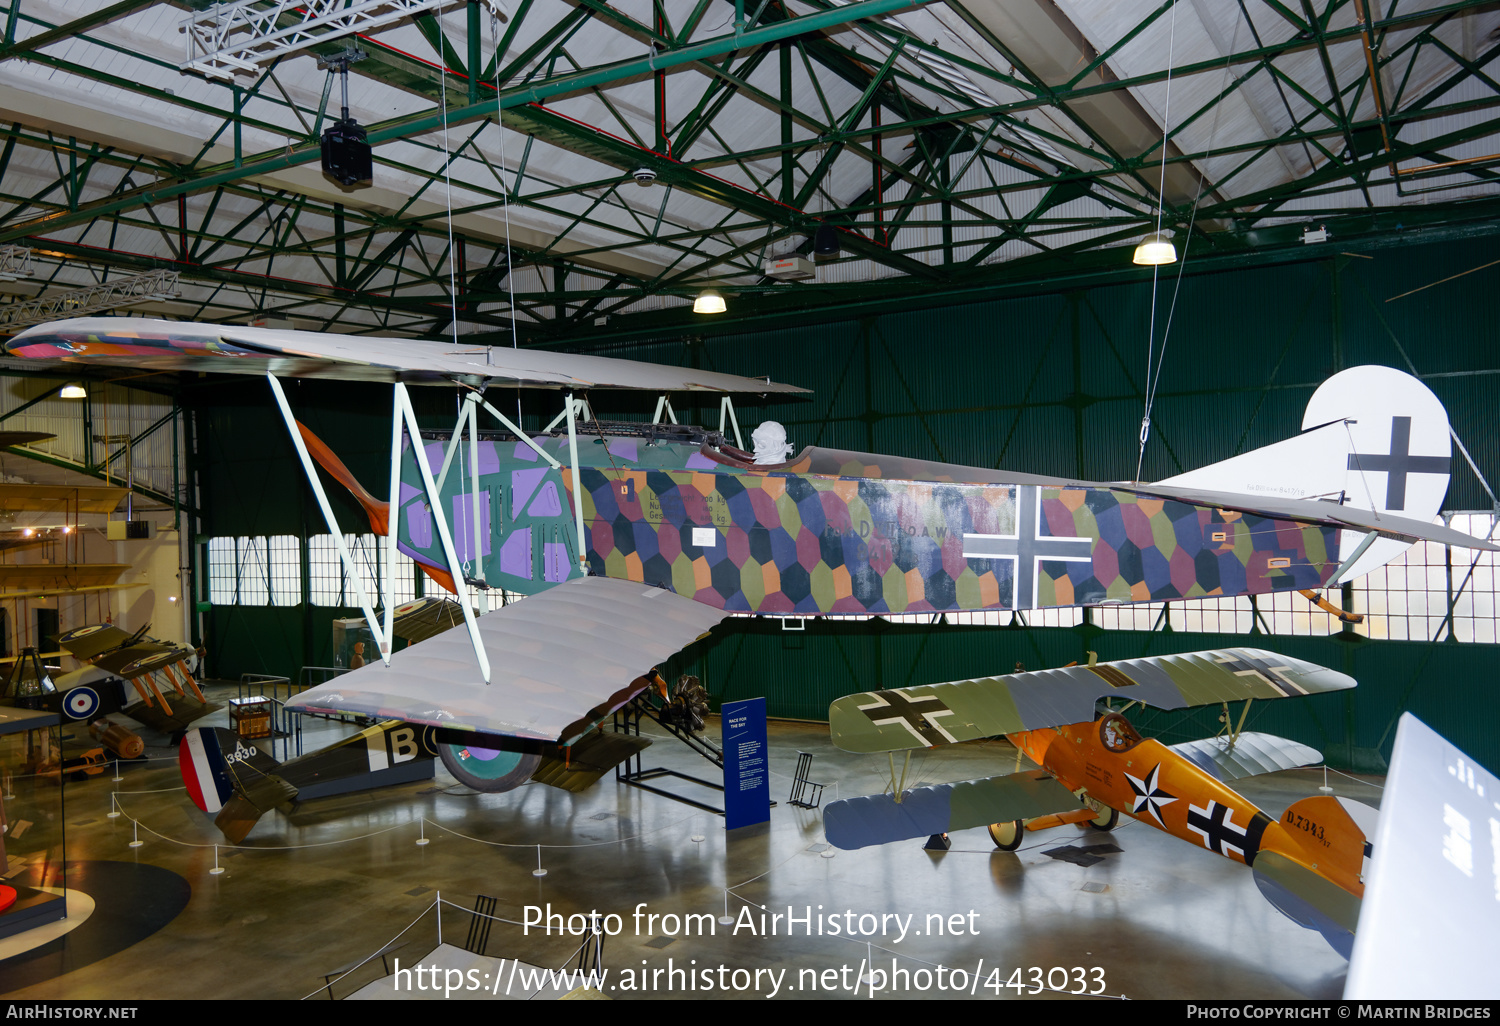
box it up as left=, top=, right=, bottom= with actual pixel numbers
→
left=722, top=698, right=770, bottom=830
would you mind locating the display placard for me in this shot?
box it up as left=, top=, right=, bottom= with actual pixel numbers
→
left=722, top=698, right=770, bottom=830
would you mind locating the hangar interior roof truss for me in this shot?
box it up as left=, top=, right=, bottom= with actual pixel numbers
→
left=0, top=0, right=1498, bottom=346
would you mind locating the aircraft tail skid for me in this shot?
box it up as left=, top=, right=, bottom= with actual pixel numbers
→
left=1160, top=366, right=1454, bottom=584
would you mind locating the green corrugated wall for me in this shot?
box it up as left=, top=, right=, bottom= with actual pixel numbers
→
left=659, top=618, right=1500, bottom=774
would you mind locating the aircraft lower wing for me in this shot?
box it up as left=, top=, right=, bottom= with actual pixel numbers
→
left=1170, top=732, right=1323, bottom=782
left=830, top=649, right=1355, bottom=754
left=823, top=770, right=1080, bottom=850
left=284, top=576, right=726, bottom=744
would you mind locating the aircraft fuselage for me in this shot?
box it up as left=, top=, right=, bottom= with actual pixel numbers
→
left=1010, top=713, right=1364, bottom=899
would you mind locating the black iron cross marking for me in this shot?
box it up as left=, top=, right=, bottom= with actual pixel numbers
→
left=1186, top=800, right=1263, bottom=860
left=1347, top=416, right=1451, bottom=511
left=962, top=485, right=1092, bottom=609
left=858, top=690, right=956, bottom=746
left=1213, top=652, right=1306, bottom=697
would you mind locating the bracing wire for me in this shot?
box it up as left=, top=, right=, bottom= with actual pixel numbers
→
left=490, top=5, right=522, bottom=422
left=1136, top=1, right=1178, bottom=481
left=1136, top=3, right=1240, bottom=480
left=437, top=0, right=462, bottom=351
left=491, top=5, right=520, bottom=355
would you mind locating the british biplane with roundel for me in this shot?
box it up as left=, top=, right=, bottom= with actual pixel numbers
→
left=3, top=318, right=1493, bottom=799
left=824, top=648, right=1376, bottom=957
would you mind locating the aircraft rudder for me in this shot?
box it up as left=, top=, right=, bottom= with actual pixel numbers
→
left=1252, top=794, right=1377, bottom=957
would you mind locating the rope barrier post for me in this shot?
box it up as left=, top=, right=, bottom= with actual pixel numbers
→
left=106, top=791, right=120, bottom=819
left=416, top=816, right=430, bottom=846
left=128, top=819, right=143, bottom=848
left=719, top=891, right=733, bottom=926
left=532, top=843, right=547, bottom=877
left=1320, top=764, right=1334, bottom=793
left=210, top=844, right=225, bottom=875
left=436, top=891, right=443, bottom=946
left=111, top=759, right=122, bottom=783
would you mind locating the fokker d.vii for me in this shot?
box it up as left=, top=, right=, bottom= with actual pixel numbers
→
left=4, top=318, right=1492, bottom=802
left=823, top=648, right=1376, bottom=958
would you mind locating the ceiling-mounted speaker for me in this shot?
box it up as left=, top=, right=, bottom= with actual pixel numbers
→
left=813, top=224, right=840, bottom=261
left=321, top=118, right=372, bottom=187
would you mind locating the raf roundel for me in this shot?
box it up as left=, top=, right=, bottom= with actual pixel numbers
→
left=63, top=686, right=101, bottom=721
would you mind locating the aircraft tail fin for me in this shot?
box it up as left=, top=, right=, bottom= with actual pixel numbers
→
left=1253, top=795, right=1377, bottom=958
left=1160, top=366, right=1453, bottom=583
left=181, top=727, right=298, bottom=842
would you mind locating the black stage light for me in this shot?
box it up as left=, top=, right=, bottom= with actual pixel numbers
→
left=321, top=117, right=372, bottom=187
left=813, top=224, right=840, bottom=260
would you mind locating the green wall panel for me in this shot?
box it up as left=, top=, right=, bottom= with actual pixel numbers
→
left=663, top=620, right=1500, bottom=775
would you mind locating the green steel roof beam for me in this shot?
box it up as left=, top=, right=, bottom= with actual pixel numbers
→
left=0, top=0, right=156, bottom=59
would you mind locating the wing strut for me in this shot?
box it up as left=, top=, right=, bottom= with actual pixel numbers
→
left=430, top=392, right=489, bottom=612
left=391, top=382, right=491, bottom=682
left=268, top=373, right=492, bottom=681
left=718, top=396, right=744, bottom=450
left=564, top=393, right=588, bottom=574
left=652, top=395, right=679, bottom=425
left=269, top=373, right=394, bottom=663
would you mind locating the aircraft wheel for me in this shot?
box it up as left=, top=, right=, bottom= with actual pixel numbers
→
left=1088, top=805, right=1119, bottom=831
left=438, top=742, right=541, bottom=793
left=988, top=819, right=1024, bottom=851
left=1083, top=797, right=1119, bottom=831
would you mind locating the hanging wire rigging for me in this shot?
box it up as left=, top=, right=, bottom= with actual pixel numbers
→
left=1136, top=4, right=1241, bottom=481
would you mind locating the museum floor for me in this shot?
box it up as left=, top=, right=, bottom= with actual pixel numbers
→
left=0, top=685, right=1376, bottom=1001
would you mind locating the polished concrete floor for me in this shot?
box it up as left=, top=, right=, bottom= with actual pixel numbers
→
left=0, top=684, right=1378, bottom=1001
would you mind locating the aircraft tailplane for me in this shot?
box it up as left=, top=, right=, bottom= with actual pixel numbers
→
left=181, top=727, right=298, bottom=842
left=1160, top=366, right=1453, bottom=584
left=1253, top=795, right=1377, bottom=958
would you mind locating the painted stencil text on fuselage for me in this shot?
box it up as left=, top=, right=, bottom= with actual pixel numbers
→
left=394, top=435, right=1340, bottom=615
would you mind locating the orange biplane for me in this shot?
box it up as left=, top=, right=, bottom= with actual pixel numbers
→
left=823, top=649, right=1374, bottom=957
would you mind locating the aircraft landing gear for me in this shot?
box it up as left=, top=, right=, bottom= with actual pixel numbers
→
left=438, top=743, right=540, bottom=793
left=988, top=819, right=1025, bottom=851
left=1084, top=798, right=1119, bottom=831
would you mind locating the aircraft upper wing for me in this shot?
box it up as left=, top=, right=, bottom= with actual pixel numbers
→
left=284, top=576, right=727, bottom=744
left=55, top=624, right=138, bottom=661
left=4, top=318, right=808, bottom=394
left=829, top=649, right=1354, bottom=754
